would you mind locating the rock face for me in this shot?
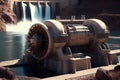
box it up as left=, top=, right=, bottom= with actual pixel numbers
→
left=0, top=19, right=6, bottom=31
left=0, top=0, right=17, bottom=32
left=0, top=0, right=8, bottom=5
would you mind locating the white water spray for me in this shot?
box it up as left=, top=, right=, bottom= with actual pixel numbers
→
left=38, top=4, right=43, bottom=22
left=6, top=21, right=32, bottom=34
left=6, top=2, right=33, bottom=34
left=5, top=2, right=52, bottom=59
left=22, top=2, right=27, bottom=21
left=29, top=3, right=40, bottom=22
left=6, top=2, right=51, bottom=34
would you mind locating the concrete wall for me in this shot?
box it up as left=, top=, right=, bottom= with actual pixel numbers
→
left=9, top=0, right=120, bottom=19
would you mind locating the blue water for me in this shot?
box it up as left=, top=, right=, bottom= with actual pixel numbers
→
left=107, top=32, right=120, bottom=62
left=0, top=31, right=119, bottom=78
left=1, top=2, right=52, bottom=61
left=0, top=2, right=55, bottom=78
left=107, top=32, right=120, bottom=49
left=0, top=31, right=119, bottom=61
left=0, top=32, right=57, bottom=78
left=0, top=32, right=27, bottom=61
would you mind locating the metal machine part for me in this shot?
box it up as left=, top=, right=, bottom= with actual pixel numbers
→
left=27, top=19, right=109, bottom=59
left=26, top=19, right=111, bottom=74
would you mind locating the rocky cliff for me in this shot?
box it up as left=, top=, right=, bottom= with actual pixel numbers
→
left=0, top=0, right=17, bottom=32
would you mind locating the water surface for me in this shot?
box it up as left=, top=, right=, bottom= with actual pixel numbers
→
left=0, top=31, right=120, bottom=78
left=0, top=32, right=27, bottom=61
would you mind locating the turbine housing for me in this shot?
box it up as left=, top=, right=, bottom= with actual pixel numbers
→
left=27, top=19, right=110, bottom=74
left=27, top=19, right=109, bottom=59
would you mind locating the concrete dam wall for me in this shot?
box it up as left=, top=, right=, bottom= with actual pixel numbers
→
left=9, top=0, right=80, bottom=20
left=10, top=0, right=58, bottom=21
left=8, top=0, right=120, bottom=31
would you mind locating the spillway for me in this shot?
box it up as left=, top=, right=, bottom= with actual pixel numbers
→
left=44, top=3, right=51, bottom=20
left=21, top=2, right=51, bottom=22
left=6, top=2, right=51, bottom=34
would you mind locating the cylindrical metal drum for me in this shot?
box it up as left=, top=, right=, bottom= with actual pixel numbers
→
left=27, top=19, right=109, bottom=59
left=66, top=25, right=90, bottom=46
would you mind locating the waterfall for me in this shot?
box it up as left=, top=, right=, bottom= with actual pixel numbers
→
left=38, top=4, right=43, bottom=22
left=22, top=2, right=27, bottom=21
left=44, top=4, right=51, bottom=20
left=6, top=2, right=51, bottom=34
left=6, top=2, right=32, bottom=34
left=29, top=3, right=40, bottom=22
left=5, top=2, right=52, bottom=61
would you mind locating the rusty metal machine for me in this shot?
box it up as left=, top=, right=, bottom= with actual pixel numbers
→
left=26, top=19, right=110, bottom=74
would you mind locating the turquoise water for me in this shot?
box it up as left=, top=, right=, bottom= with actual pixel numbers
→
left=107, top=32, right=120, bottom=62
left=0, top=31, right=119, bottom=61
left=0, top=32, right=57, bottom=78
left=0, top=2, right=54, bottom=78
left=0, top=31, right=119, bottom=78
left=0, top=32, right=27, bottom=61
left=107, top=32, right=120, bottom=49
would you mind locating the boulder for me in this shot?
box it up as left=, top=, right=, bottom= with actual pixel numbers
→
left=108, top=65, right=120, bottom=80
left=114, top=65, right=120, bottom=71
left=95, top=68, right=112, bottom=80
left=0, top=67, right=18, bottom=80
left=0, top=67, right=41, bottom=80
left=108, top=70, right=120, bottom=80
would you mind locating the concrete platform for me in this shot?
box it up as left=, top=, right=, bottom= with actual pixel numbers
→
left=0, top=59, right=117, bottom=80
left=42, top=65, right=115, bottom=80
left=110, top=49, right=120, bottom=55
left=0, top=59, right=20, bottom=67
left=0, top=49, right=120, bottom=80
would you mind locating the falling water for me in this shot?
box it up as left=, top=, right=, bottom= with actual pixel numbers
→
left=29, top=3, right=40, bottom=22
left=44, top=4, right=51, bottom=20
left=38, top=4, right=43, bottom=22
left=6, top=2, right=31, bottom=34
left=5, top=2, right=51, bottom=60
left=6, top=2, right=51, bottom=34
left=22, top=2, right=27, bottom=21
left=1, top=2, right=54, bottom=76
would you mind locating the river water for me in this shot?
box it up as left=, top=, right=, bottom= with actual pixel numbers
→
left=0, top=2, right=55, bottom=78
left=0, top=31, right=120, bottom=78
left=0, top=31, right=120, bottom=61
left=0, top=32, right=57, bottom=78
left=0, top=32, right=27, bottom=61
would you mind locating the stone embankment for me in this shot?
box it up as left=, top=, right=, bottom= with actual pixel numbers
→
left=0, top=0, right=17, bottom=32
